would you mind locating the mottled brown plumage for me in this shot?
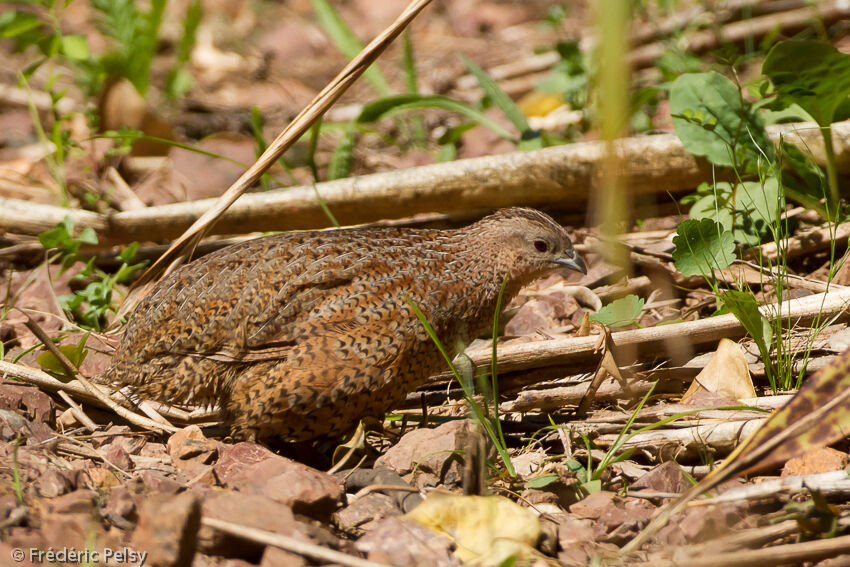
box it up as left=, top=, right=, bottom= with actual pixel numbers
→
left=103, top=208, right=585, bottom=441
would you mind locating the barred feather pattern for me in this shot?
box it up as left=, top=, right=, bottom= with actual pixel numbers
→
left=101, top=208, right=582, bottom=441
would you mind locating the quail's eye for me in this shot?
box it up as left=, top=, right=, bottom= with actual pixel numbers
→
left=533, top=240, right=548, bottom=252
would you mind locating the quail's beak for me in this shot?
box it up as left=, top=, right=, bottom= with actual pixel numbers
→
left=555, top=252, right=587, bottom=274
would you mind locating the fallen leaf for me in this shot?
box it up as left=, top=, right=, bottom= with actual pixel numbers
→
left=405, top=492, right=541, bottom=565
left=682, top=338, right=756, bottom=403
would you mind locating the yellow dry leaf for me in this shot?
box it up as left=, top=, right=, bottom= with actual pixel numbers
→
left=516, top=91, right=566, bottom=117
left=682, top=338, right=756, bottom=403
left=405, top=492, right=541, bottom=565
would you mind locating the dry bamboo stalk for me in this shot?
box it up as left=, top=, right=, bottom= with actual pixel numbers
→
left=754, top=221, right=850, bottom=261
left=1, top=120, right=846, bottom=243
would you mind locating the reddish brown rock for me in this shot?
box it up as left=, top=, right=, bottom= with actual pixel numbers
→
left=222, top=454, right=344, bottom=520
left=0, top=382, right=54, bottom=427
left=334, top=492, right=401, bottom=533
left=631, top=460, right=690, bottom=494
left=505, top=298, right=557, bottom=336
left=131, top=491, right=201, bottom=567
left=46, top=489, right=96, bottom=515
left=374, top=420, right=477, bottom=488
left=782, top=447, right=849, bottom=477
left=199, top=491, right=299, bottom=559
left=569, top=491, right=617, bottom=520
left=259, top=547, right=307, bottom=567
left=355, top=517, right=460, bottom=567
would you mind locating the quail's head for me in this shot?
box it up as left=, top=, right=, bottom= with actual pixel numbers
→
left=472, top=208, right=586, bottom=284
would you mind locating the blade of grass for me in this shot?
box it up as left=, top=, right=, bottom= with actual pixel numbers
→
left=458, top=53, right=543, bottom=150
left=490, top=276, right=509, bottom=453
left=405, top=294, right=516, bottom=477
left=312, top=0, right=391, bottom=96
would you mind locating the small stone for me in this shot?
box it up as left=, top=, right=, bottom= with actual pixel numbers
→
left=569, top=491, right=617, bottom=520
left=104, top=444, right=134, bottom=472
left=213, top=442, right=276, bottom=485
left=199, top=491, right=299, bottom=559
left=505, top=299, right=557, bottom=336
left=631, top=461, right=689, bottom=494
left=37, top=468, right=71, bottom=498
left=47, top=489, right=96, bottom=515
left=0, top=382, right=55, bottom=428
left=335, top=492, right=400, bottom=532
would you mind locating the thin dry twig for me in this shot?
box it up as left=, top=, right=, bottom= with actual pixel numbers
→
left=200, top=517, right=390, bottom=567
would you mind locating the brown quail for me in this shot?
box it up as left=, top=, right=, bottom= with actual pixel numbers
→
left=103, top=208, right=586, bottom=441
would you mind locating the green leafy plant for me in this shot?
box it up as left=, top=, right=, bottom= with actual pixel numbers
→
left=536, top=41, right=589, bottom=112
left=39, top=218, right=147, bottom=330
left=85, top=0, right=166, bottom=96
left=684, top=178, right=780, bottom=247
left=762, top=40, right=850, bottom=211
left=459, top=54, right=544, bottom=151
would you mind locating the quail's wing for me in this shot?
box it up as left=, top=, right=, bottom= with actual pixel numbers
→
left=123, top=233, right=358, bottom=362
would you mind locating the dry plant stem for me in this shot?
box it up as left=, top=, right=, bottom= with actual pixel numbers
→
left=452, top=0, right=803, bottom=90
left=676, top=519, right=800, bottom=557
left=105, top=166, right=146, bottom=211
left=633, top=533, right=850, bottom=567
left=200, top=517, right=389, bottom=567
left=754, top=220, right=850, bottom=261
left=456, top=286, right=850, bottom=379
left=136, top=0, right=434, bottom=287
left=623, top=385, right=850, bottom=554
left=2, top=120, right=848, bottom=243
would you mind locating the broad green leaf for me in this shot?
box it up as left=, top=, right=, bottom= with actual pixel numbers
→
left=60, top=35, right=89, bottom=61
left=690, top=178, right=781, bottom=247
left=671, top=218, right=735, bottom=277
left=38, top=217, right=73, bottom=249
left=763, top=41, right=850, bottom=127
left=670, top=72, right=771, bottom=173
left=36, top=335, right=89, bottom=381
left=589, top=295, right=645, bottom=327
left=0, top=11, right=42, bottom=39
